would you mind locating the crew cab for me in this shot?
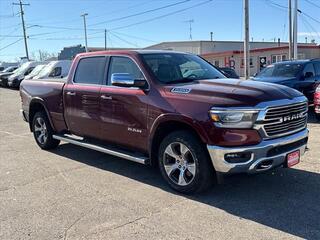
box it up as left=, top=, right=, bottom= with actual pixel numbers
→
left=253, top=59, right=320, bottom=104
left=20, top=50, right=309, bottom=193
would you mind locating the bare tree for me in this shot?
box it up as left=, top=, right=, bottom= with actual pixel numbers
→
left=30, top=50, right=57, bottom=61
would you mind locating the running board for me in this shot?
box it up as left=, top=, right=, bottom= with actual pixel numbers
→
left=52, top=134, right=149, bottom=165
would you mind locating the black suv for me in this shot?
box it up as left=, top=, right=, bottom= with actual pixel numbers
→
left=253, top=59, right=320, bottom=104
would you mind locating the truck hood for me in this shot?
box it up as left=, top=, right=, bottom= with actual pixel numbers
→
left=162, top=78, right=303, bottom=107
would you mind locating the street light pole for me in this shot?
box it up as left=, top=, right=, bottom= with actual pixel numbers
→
left=104, top=29, right=107, bottom=50
left=13, top=0, right=30, bottom=60
left=81, top=13, right=88, bottom=52
left=293, top=0, right=298, bottom=59
left=244, top=0, right=250, bottom=79
left=288, top=0, right=292, bottom=60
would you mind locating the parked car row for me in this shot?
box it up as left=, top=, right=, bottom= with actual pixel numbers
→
left=0, top=60, right=71, bottom=88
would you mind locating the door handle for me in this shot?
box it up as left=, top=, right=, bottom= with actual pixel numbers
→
left=101, top=95, right=112, bottom=100
left=66, top=91, right=76, bottom=96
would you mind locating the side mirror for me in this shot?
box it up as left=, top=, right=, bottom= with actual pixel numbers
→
left=111, top=73, right=147, bottom=89
left=304, top=72, right=314, bottom=79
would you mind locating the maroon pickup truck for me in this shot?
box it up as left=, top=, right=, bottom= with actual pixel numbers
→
left=20, top=50, right=309, bottom=193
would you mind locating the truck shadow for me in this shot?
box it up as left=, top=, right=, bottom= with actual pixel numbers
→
left=51, top=144, right=320, bottom=239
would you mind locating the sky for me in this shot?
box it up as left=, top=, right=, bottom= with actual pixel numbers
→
left=0, top=0, right=320, bottom=62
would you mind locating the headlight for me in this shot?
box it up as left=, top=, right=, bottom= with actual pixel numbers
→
left=209, top=109, right=259, bottom=128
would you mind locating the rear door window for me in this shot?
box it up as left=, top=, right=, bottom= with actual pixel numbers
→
left=313, top=62, right=320, bottom=76
left=74, top=57, right=106, bottom=84
left=303, top=63, right=315, bottom=79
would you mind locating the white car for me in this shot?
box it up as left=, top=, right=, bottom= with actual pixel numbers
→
left=33, top=60, right=71, bottom=79
left=7, top=61, right=42, bottom=88
left=24, top=64, right=48, bottom=80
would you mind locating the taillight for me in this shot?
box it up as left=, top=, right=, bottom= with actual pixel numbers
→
left=314, top=92, right=320, bottom=104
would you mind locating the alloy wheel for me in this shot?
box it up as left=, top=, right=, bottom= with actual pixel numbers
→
left=34, top=117, right=48, bottom=145
left=163, top=142, right=196, bottom=186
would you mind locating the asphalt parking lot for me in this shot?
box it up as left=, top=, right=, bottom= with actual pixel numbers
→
left=0, top=87, right=319, bottom=240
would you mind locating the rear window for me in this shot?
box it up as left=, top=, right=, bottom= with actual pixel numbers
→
left=74, top=57, right=105, bottom=84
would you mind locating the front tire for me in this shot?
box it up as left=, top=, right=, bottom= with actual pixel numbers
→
left=32, top=112, right=60, bottom=150
left=158, top=130, right=214, bottom=194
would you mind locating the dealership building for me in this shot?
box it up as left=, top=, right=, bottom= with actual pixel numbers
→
left=202, top=45, right=320, bottom=77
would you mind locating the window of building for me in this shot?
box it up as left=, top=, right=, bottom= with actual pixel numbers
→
left=214, top=60, right=219, bottom=67
left=271, top=54, right=287, bottom=63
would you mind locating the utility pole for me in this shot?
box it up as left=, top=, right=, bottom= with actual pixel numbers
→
left=244, top=0, right=250, bottom=79
left=104, top=29, right=107, bottom=50
left=81, top=13, right=88, bottom=52
left=184, top=19, right=194, bottom=40
left=13, top=0, right=30, bottom=60
left=293, top=0, right=298, bottom=59
left=288, top=0, right=293, bottom=60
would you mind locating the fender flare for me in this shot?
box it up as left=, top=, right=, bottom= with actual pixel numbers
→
left=29, top=97, right=56, bottom=132
left=148, top=113, right=210, bottom=154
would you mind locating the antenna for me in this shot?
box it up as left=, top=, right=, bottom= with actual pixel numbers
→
left=184, top=19, right=194, bottom=40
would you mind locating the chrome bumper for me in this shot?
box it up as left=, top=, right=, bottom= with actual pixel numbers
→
left=207, top=129, right=308, bottom=174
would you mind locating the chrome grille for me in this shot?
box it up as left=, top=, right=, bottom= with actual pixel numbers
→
left=262, top=102, right=308, bottom=138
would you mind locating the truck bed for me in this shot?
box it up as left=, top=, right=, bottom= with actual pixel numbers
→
left=20, top=78, right=67, bottom=132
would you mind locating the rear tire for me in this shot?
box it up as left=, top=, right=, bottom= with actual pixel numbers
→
left=32, top=111, right=60, bottom=150
left=158, top=130, right=214, bottom=194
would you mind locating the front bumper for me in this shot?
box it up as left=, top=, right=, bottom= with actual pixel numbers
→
left=8, top=78, right=20, bottom=87
left=207, top=129, right=308, bottom=174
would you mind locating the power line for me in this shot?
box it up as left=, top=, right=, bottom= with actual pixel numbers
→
left=26, top=1, right=150, bottom=26
left=89, top=0, right=191, bottom=27
left=304, top=0, right=320, bottom=9
left=27, top=24, right=103, bottom=31
left=110, top=31, right=156, bottom=43
left=0, top=38, right=23, bottom=51
left=301, top=11, right=320, bottom=25
left=110, top=0, right=213, bottom=31
left=0, top=26, right=21, bottom=42
left=300, top=15, right=320, bottom=40
left=108, top=32, right=140, bottom=48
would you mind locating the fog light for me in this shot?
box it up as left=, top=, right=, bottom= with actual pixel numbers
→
left=224, top=152, right=252, bottom=163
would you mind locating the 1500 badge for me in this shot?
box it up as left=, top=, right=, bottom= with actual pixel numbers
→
left=171, top=88, right=191, bottom=94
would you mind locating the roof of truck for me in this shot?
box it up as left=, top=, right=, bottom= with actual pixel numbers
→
left=77, top=49, right=192, bottom=57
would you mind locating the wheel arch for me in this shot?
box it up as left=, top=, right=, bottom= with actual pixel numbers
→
left=149, top=114, right=210, bottom=166
left=28, top=98, right=55, bottom=132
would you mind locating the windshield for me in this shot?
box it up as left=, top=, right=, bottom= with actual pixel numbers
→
left=2, top=66, right=15, bottom=73
left=256, top=63, right=303, bottom=78
left=36, top=62, right=55, bottom=78
left=141, top=53, right=225, bottom=84
left=29, top=65, right=46, bottom=77
left=12, top=62, right=32, bottom=76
